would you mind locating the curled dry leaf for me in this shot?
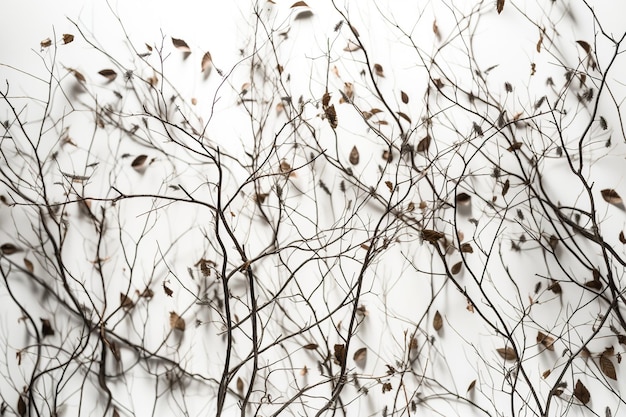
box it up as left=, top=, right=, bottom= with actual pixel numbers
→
left=169, top=312, right=186, bottom=331
left=171, top=37, right=191, bottom=53
left=325, top=104, right=338, bottom=129
left=120, top=293, right=134, bottom=310
left=163, top=282, right=173, bottom=297
left=574, top=379, right=590, bottom=404
left=344, top=40, right=361, bottom=52
left=619, top=231, right=626, bottom=244
left=416, top=135, right=431, bottom=153
left=601, top=189, right=623, bottom=206
left=460, top=243, right=473, bottom=253
left=201, top=52, right=212, bottom=72
left=334, top=344, right=346, bottom=367
left=397, top=112, right=411, bottom=123
left=291, top=0, right=308, bottom=6
left=17, top=396, right=26, bottom=417
left=600, top=353, right=617, bottom=380
left=422, top=229, right=444, bottom=243
left=451, top=262, right=462, bottom=275
left=41, top=318, right=55, bottom=337
left=467, top=379, right=476, bottom=392
left=23, top=258, right=34, bottom=273
left=236, top=377, right=244, bottom=392
left=401, top=91, right=409, bottom=104
left=373, top=63, right=385, bottom=77
left=433, top=310, right=443, bottom=331
left=353, top=347, right=367, bottom=368
left=456, top=193, right=471, bottom=205
left=40, top=38, right=52, bottom=48
left=496, top=347, right=517, bottom=361
left=576, top=40, right=592, bottom=54
left=1, top=243, right=20, bottom=255
left=537, top=331, right=555, bottom=351
left=349, top=146, right=360, bottom=165
left=303, top=343, right=318, bottom=350
left=497, top=0, right=505, bottom=13
left=98, top=69, right=117, bottom=81
left=131, top=155, right=148, bottom=171
left=62, top=34, right=74, bottom=44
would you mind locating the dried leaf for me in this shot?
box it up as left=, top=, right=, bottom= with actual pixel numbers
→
left=433, top=310, right=443, bottom=331
left=505, top=82, right=513, bottom=92
left=120, top=293, right=134, bottom=310
left=325, top=104, right=338, bottom=129
left=98, top=69, right=117, bottom=81
left=601, top=189, right=622, bottom=206
left=163, top=282, right=173, bottom=297
left=131, top=155, right=148, bottom=171
left=432, top=20, right=441, bottom=41
left=385, top=181, right=393, bottom=193
left=422, top=229, right=444, bottom=243
left=201, top=52, right=212, bottom=72
left=497, top=0, right=505, bottom=14
left=17, top=396, right=26, bottom=417
left=62, top=34, right=74, bottom=44
left=69, top=68, right=86, bottom=83
left=397, top=111, right=411, bottom=123
left=343, top=40, right=362, bottom=52
left=353, top=347, right=367, bottom=368
left=573, top=379, right=590, bottom=404
left=502, top=179, right=510, bottom=197
left=619, top=231, right=626, bottom=244
left=373, top=63, right=384, bottom=77
left=401, top=91, right=409, bottom=104
left=507, top=142, right=523, bottom=152
left=236, top=377, right=244, bottom=393
left=291, top=1, right=308, bottom=6
left=537, top=331, right=555, bottom=351
left=584, top=279, right=602, bottom=290
left=496, top=347, right=517, bottom=361
left=169, top=312, right=186, bottom=331
left=303, top=343, right=318, bottom=350
left=171, top=37, right=191, bottom=53
left=41, top=318, right=54, bottom=337
left=542, top=369, right=551, bottom=378
left=334, top=344, right=346, bottom=367
left=451, top=262, right=462, bottom=275
left=349, top=146, right=360, bottom=165
left=600, top=353, right=617, bottom=380
left=1, top=243, right=20, bottom=255
left=576, top=40, right=592, bottom=54
left=417, top=135, right=431, bottom=153
left=23, top=258, right=34, bottom=273
left=549, top=280, right=561, bottom=294
left=467, top=379, right=476, bottom=392
left=460, top=243, right=474, bottom=253
left=322, top=92, right=331, bottom=107
left=40, top=38, right=52, bottom=48
left=456, top=193, right=471, bottom=206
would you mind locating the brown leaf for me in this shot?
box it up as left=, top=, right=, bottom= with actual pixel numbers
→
left=460, top=243, right=474, bottom=253
left=576, top=40, right=592, bottom=54
left=1, top=243, right=20, bottom=255
left=17, top=396, right=26, bottom=417
left=536, top=31, right=544, bottom=53
left=120, top=293, right=134, bottom=310
left=322, top=92, right=331, bottom=107
left=291, top=1, right=309, bottom=6
left=496, top=0, right=505, bottom=13
left=451, top=262, right=463, bottom=275
left=537, top=331, right=555, bottom=351
left=373, top=63, right=385, bottom=77
left=69, top=68, right=86, bottom=83
left=334, top=344, right=346, bottom=367
left=41, top=318, right=55, bottom=337
left=236, top=376, right=244, bottom=392
left=422, top=229, right=444, bottom=243
left=574, top=379, right=590, bottom=404
left=502, top=179, right=510, bottom=197
left=433, top=310, right=443, bottom=331
left=201, top=52, right=213, bottom=72
left=600, top=353, right=617, bottom=380
left=401, top=91, right=409, bottom=104
left=40, top=38, right=52, bottom=48
left=163, top=282, right=173, bottom=297
left=23, top=258, right=34, bottom=273
left=325, top=104, right=338, bottom=129
left=432, top=20, right=441, bottom=41
left=416, top=135, right=431, bottom=153
left=601, top=189, right=623, bottom=206
left=353, top=347, right=367, bottom=368
left=62, top=34, right=74, bottom=44
left=456, top=193, right=471, bottom=206
left=98, top=69, right=117, bottom=81
left=131, top=155, right=148, bottom=170
left=349, top=146, right=360, bottom=165
left=303, top=343, right=318, bottom=350
left=385, top=181, right=393, bottom=193
left=542, top=369, right=551, bottom=378
left=548, top=280, right=561, bottom=294
left=171, top=37, right=191, bottom=53
left=584, top=279, right=602, bottom=290
left=619, top=231, right=626, bottom=244
left=467, top=379, right=476, bottom=392
left=507, top=142, right=523, bottom=152
left=496, top=347, right=517, bottom=361
left=169, top=312, right=186, bottom=331
left=397, top=111, right=411, bottom=123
